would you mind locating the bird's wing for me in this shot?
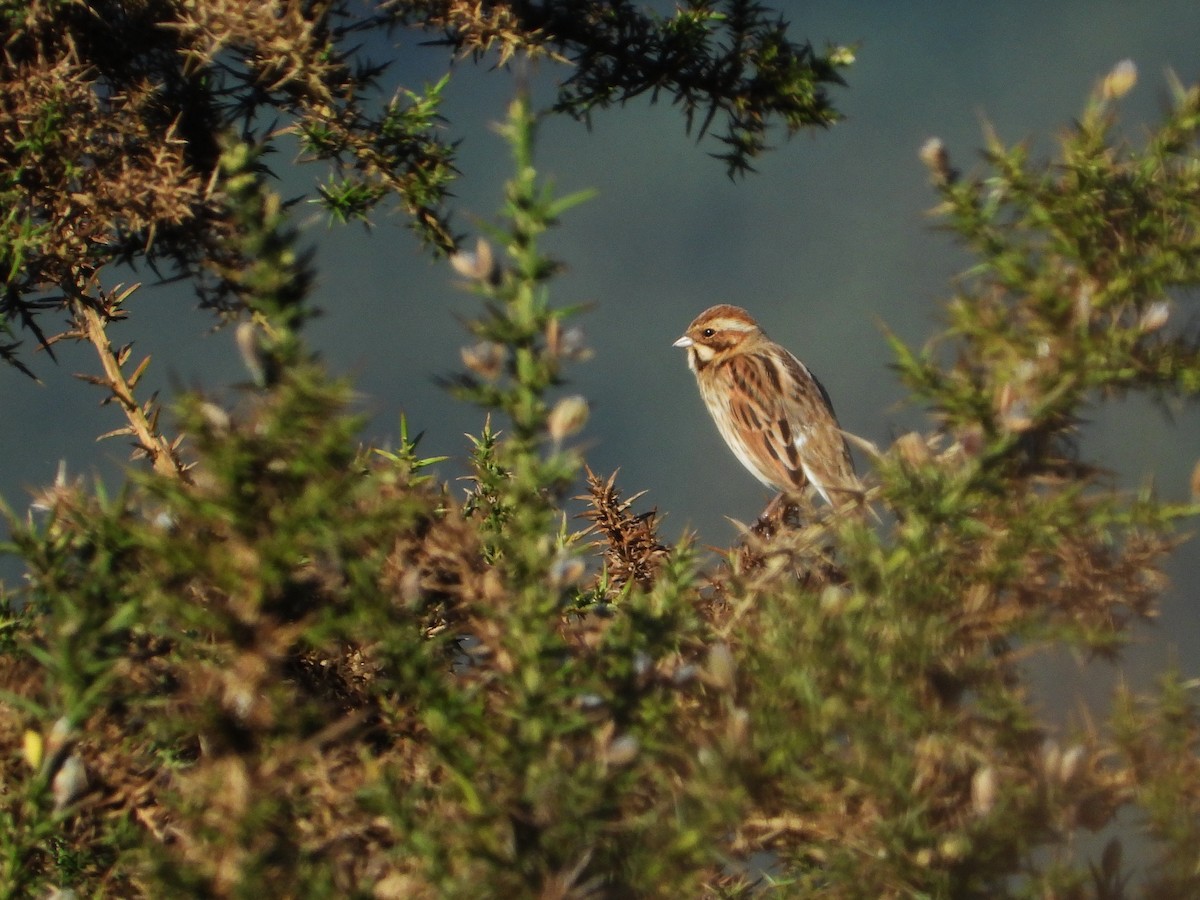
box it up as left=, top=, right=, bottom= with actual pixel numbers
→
left=776, top=349, right=858, bottom=501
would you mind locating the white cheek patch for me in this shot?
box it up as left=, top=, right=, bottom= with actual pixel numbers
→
left=693, top=344, right=716, bottom=362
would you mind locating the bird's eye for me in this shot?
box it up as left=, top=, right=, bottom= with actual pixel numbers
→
left=702, top=328, right=716, bottom=338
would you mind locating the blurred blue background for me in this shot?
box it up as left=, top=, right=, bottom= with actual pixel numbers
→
left=3, top=2, right=1199, bottom=719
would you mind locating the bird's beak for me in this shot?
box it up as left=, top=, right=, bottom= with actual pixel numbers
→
left=672, top=336, right=693, bottom=349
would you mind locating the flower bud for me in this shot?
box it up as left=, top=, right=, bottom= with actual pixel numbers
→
left=894, top=432, right=931, bottom=467
left=971, top=765, right=997, bottom=817
left=558, top=326, right=590, bottom=360
left=919, top=137, right=957, bottom=185
left=604, top=734, right=639, bottom=766
left=1059, top=744, right=1085, bottom=784
left=996, top=382, right=1033, bottom=433
left=819, top=585, right=849, bottom=616
left=1101, top=59, right=1138, bottom=100
left=198, top=401, right=231, bottom=434
left=1138, top=301, right=1170, bottom=333
left=547, top=395, right=589, bottom=445
left=460, top=341, right=505, bottom=381
left=705, top=643, right=737, bottom=693
left=236, top=321, right=268, bottom=387
left=449, top=237, right=499, bottom=284
left=828, top=45, right=856, bottom=66
left=726, top=707, right=750, bottom=749
left=52, top=753, right=88, bottom=811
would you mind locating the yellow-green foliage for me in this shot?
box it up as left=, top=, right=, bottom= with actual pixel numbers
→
left=1, top=4, right=1199, bottom=898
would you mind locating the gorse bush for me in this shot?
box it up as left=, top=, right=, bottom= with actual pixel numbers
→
left=0, top=2, right=1198, bottom=897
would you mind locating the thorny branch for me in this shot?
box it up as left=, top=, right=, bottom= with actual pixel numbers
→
left=70, top=285, right=190, bottom=481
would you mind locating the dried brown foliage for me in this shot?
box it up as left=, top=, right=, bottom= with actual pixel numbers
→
left=579, top=467, right=668, bottom=596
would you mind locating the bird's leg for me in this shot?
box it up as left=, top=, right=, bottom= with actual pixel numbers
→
left=757, top=492, right=804, bottom=533
left=740, top=498, right=786, bottom=575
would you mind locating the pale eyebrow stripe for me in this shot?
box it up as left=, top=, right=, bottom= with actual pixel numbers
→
left=711, top=318, right=755, bottom=332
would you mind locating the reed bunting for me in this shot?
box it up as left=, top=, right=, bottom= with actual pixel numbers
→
left=673, top=305, right=858, bottom=507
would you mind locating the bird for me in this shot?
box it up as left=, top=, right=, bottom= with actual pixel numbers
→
left=673, top=304, right=858, bottom=508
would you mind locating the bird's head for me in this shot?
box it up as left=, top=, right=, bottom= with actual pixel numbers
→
left=672, top=304, right=764, bottom=372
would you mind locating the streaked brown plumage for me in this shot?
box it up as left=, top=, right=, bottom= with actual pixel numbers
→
left=673, top=304, right=857, bottom=506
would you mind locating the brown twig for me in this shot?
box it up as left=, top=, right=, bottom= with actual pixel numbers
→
left=73, top=286, right=190, bottom=481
